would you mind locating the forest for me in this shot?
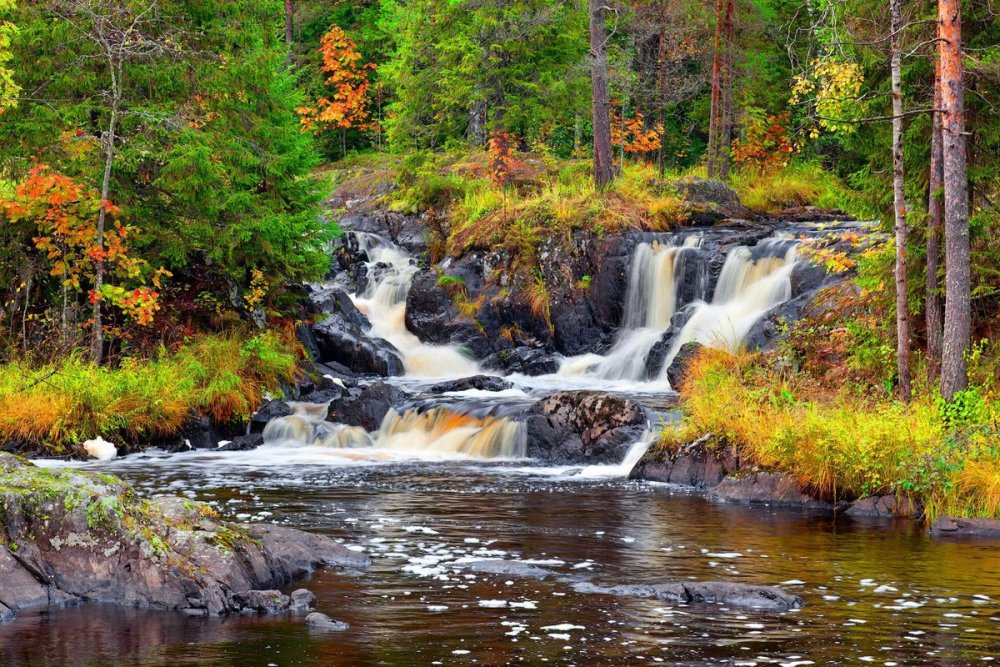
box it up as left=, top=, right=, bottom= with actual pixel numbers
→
left=0, top=0, right=998, bottom=662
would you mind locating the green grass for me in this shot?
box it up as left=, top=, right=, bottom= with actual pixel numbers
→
left=0, top=331, right=297, bottom=455
left=731, top=161, right=859, bottom=215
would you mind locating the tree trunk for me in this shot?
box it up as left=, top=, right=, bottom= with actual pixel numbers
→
left=92, top=102, right=118, bottom=365
left=890, top=0, right=911, bottom=402
left=938, top=0, right=971, bottom=401
left=926, top=36, right=944, bottom=381
left=718, top=0, right=735, bottom=180
left=284, top=0, right=295, bottom=65
left=706, top=0, right=724, bottom=178
left=656, top=0, right=668, bottom=176
left=589, top=0, right=613, bottom=189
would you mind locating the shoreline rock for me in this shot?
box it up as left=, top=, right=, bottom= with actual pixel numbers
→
left=0, top=454, right=368, bottom=622
left=930, top=516, right=1000, bottom=539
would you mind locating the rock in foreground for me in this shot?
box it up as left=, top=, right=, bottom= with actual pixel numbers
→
left=0, top=454, right=368, bottom=622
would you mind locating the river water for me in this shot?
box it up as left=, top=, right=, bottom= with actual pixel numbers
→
left=4, top=452, right=999, bottom=666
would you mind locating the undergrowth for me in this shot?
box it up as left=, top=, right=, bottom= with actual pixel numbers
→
left=0, top=331, right=297, bottom=455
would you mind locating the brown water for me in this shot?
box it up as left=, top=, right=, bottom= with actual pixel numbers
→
left=3, top=455, right=998, bottom=666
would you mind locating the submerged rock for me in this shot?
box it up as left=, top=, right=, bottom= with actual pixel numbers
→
left=525, top=391, right=647, bottom=464
left=930, top=517, right=1000, bottom=539
left=844, top=494, right=922, bottom=519
left=326, top=381, right=407, bottom=431
left=572, top=580, right=803, bottom=612
left=709, top=471, right=831, bottom=509
left=482, top=346, right=560, bottom=376
left=0, top=454, right=368, bottom=622
left=305, top=611, right=349, bottom=631
left=461, top=559, right=556, bottom=580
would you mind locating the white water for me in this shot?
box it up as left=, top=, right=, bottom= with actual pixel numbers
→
left=350, top=234, right=481, bottom=378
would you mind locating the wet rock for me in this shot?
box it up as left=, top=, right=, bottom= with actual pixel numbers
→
left=483, top=346, right=560, bottom=376
left=664, top=341, right=704, bottom=389
left=326, top=382, right=407, bottom=431
left=743, top=292, right=813, bottom=352
left=428, top=375, right=513, bottom=393
left=0, top=454, right=368, bottom=622
left=306, top=612, right=349, bottom=631
left=231, top=590, right=291, bottom=615
left=709, top=471, right=831, bottom=509
left=845, top=495, right=922, bottom=519
left=290, top=588, right=317, bottom=611
left=525, top=392, right=647, bottom=464
left=930, top=517, right=1000, bottom=539
left=249, top=400, right=294, bottom=434
left=790, top=259, right=829, bottom=298
left=674, top=178, right=751, bottom=225
left=310, top=287, right=370, bottom=330
left=572, top=581, right=802, bottom=612
left=462, top=559, right=556, bottom=580
left=629, top=437, right=742, bottom=487
left=312, top=316, right=405, bottom=377
left=217, top=433, right=264, bottom=452
left=175, top=413, right=238, bottom=451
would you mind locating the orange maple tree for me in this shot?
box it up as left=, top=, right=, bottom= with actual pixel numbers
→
left=297, top=25, right=375, bottom=135
left=731, top=111, right=796, bottom=172
left=487, top=131, right=520, bottom=190
left=610, top=107, right=664, bottom=157
left=1, top=165, right=169, bottom=327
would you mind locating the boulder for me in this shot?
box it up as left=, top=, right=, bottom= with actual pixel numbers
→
left=664, top=341, right=704, bottom=389
left=313, top=317, right=405, bottom=377
left=930, top=517, right=1000, bottom=539
left=326, top=382, right=407, bottom=430
left=0, top=454, right=369, bottom=621
left=525, top=392, right=647, bottom=464
left=306, top=611, right=349, bottom=631
left=217, top=433, right=265, bottom=452
left=428, top=375, right=513, bottom=393
left=709, top=471, right=831, bottom=509
left=789, top=260, right=829, bottom=298
left=844, top=494, right=922, bottom=519
left=674, top=178, right=751, bottom=225
left=249, top=400, right=294, bottom=434
left=743, top=292, right=813, bottom=352
left=628, top=437, right=741, bottom=487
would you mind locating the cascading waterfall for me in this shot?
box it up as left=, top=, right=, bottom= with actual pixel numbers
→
left=350, top=234, right=480, bottom=378
left=262, top=402, right=526, bottom=460
left=559, top=235, right=705, bottom=381
left=657, top=237, right=799, bottom=375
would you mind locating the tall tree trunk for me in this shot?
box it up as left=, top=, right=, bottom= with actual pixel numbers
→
left=890, top=0, right=911, bottom=401
left=926, top=36, right=944, bottom=381
left=284, top=0, right=295, bottom=65
left=706, top=0, right=724, bottom=178
left=718, top=0, right=735, bottom=180
left=589, top=0, right=613, bottom=189
left=938, top=0, right=971, bottom=400
left=92, top=102, right=118, bottom=364
left=656, top=0, right=668, bottom=176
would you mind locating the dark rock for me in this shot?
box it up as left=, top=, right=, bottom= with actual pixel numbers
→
left=310, top=287, right=370, bottom=330
left=290, top=588, right=317, bottom=611
left=0, top=454, right=368, bottom=622
left=674, top=178, right=751, bottom=225
left=326, top=382, right=407, bottom=431
left=296, top=324, right=323, bottom=363
left=571, top=581, right=802, bottom=612
left=743, top=292, right=813, bottom=352
left=428, top=375, right=513, bottom=393
left=709, top=471, right=831, bottom=509
left=629, top=437, right=742, bottom=487
left=525, top=392, right=647, bottom=464
left=790, top=260, right=828, bottom=298
left=175, top=413, right=238, bottom=451
left=664, top=341, right=704, bottom=389
left=306, top=611, right=349, bottom=631
left=313, top=317, right=405, bottom=377
left=217, top=433, right=265, bottom=452
left=930, top=517, right=1000, bottom=539
left=844, top=495, right=922, bottom=519
left=249, top=400, right=294, bottom=434
left=483, top=346, right=560, bottom=376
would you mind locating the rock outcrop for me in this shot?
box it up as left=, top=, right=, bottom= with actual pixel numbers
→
left=525, top=392, right=647, bottom=464
left=930, top=516, right=1000, bottom=539
left=0, top=454, right=368, bottom=622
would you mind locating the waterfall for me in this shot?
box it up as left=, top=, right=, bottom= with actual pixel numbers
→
left=262, top=402, right=526, bottom=460
left=559, top=235, right=705, bottom=381
left=350, top=234, right=481, bottom=378
left=657, top=238, right=799, bottom=376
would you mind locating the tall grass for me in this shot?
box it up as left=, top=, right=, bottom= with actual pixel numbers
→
left=0, top=332, right=297, bottom=454
left=666, top=348, right=1000, bottom=521
left=731, top=162, right=858, bottom=215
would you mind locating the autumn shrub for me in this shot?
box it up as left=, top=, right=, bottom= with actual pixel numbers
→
left=664, top=347, right=1000, bottom=521
left=0, top=331, right=296, bottom=455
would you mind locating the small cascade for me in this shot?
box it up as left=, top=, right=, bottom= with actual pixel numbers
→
left=657, top=238, right=799, bottom=374
left=262, top=402, right=526, bottom=460
left=350, top=234, right=480, bottom=378
left=560, top=235, right=705, bottom=381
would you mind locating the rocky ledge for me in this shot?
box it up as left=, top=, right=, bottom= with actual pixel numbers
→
left=0, top=453, right=368, bottom=622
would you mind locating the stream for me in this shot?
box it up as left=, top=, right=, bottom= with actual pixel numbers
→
left=4, top=223, right=999, bottom=665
